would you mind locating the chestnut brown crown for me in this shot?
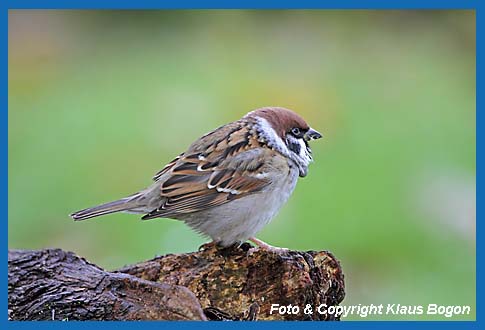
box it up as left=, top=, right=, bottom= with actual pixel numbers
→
left=247, top=106, right=310, bottom=140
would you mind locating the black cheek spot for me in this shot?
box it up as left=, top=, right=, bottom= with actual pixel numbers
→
left=287, top=140, right=301, bottom=155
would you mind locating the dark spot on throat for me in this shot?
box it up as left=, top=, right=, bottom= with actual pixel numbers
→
left=287, top=139, right=301, bottom=155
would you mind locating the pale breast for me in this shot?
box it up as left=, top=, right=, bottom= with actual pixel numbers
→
left=181, top=159, right=299, bottom=246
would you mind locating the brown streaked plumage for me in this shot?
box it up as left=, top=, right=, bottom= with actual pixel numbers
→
left=70, top=106, right=322, bottom=250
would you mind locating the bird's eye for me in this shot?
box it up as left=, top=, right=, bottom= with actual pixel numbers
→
left=291, top=127, right=301, bottom=136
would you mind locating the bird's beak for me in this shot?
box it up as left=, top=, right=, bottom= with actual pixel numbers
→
left=304, top=128, right=323, bottom=141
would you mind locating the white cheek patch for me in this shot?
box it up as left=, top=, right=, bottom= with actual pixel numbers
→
left=255, top=117, right=289, bottom=155
left=297, top=138, right=313, bottom=165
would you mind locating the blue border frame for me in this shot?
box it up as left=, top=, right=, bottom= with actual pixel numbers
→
left=4, top=1, right=479, bottom=329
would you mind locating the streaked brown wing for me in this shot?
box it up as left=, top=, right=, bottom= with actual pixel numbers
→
left=142, top=121, right=273, bottom=220
left=152, top=154, right=182, bottom=182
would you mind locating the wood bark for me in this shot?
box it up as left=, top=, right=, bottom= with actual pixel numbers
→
left=8, top=243, right=345, bottom=321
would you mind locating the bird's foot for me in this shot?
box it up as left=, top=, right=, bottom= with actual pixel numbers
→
left=199, top=240, right=251, bottom=253
left=248, top=237, right=289, bottom=253
left=198, top=241, right=219, bottom=251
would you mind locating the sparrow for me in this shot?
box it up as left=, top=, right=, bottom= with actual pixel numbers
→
left=70, top=106, right=322, bottom=251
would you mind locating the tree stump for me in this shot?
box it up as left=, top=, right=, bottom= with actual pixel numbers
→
left=8, top=243, right=345, bottom=321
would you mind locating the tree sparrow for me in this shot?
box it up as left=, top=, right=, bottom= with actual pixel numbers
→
left=71, top=107, right=322, bottom=251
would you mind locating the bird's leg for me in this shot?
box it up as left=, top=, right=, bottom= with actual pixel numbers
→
left=248, top=237, right=289, bottom=253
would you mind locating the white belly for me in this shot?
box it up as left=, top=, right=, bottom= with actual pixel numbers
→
left=182, top=166, right=299, bottom=246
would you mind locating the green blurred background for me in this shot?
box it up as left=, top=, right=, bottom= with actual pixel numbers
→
left=8, top=10, right=475, bottom=320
